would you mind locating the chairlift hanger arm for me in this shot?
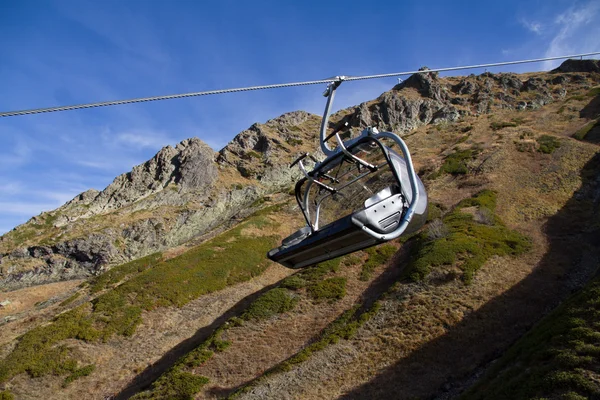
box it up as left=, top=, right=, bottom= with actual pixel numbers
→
left=319, top=76, right=346, bottom=156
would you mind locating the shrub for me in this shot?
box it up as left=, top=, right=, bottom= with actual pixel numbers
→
left=433, top=149, right=477, bottom=177
left=490, top=121, right=518, bottom=131
left=307, top=277, right=347, bottom=300
left=59, top=292, right=81, bottom=307
left=299, top=257, right=341, bottom=282
left=137, top=371, right=209, bottom=400
left=89, top=253, right=163, bottom=294
left=406, top=190, right=531, bottom=283
left=62, top=364, right=95, bottom=387
left=573, top=120, right=599, bottom=141
left=537, top=135, right=561, bottom=154
left=243, top=288, right=297, bottom=320
left=246, top=150, right=262, bottom=159
left=0, top=391, right=14, bottom=400
left=280, top=275, right=307, bottom=290
left=427, top=202, right=444, bottom=222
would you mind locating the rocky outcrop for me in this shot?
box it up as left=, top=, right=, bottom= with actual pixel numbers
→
left=553, top=59, right=600, bottom=73
left=333, top=60, right=599, bottom=135
left=0, top=233, right=121, bottom=290
left=63, top=138, right=218, bottom=219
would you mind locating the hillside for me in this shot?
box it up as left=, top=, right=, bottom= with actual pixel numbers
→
left=0, top=59, right=599, bottom=400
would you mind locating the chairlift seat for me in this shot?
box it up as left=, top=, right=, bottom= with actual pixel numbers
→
left=268, top=135, right=428, bottom=269
left=268, top=186, right=410, bottom=269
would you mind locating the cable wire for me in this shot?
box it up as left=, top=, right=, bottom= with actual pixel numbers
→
left=1, top=51, right=599, bottom=118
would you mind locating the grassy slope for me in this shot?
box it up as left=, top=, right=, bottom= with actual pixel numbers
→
left=129, top=188, right=530, bottom=400
left=133, top=252, right=388, bottom=400
left=0, top=206, right=280, bottom=387
left=462, top=275, right=600, bottom=400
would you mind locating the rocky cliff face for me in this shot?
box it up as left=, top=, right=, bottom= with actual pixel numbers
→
left=333, top=65, right=593, bottom=134
left=0, top=112, right=319, bottom=290
left=1, top=60, right=598, bottom=291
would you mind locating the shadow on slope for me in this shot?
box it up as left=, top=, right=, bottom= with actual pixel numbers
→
left=114, top=281, right=282, bottom=400
left=340, top=152, right=600, bottom=400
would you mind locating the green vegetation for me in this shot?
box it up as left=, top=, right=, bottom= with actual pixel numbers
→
left=0, top=211, right=279, bottom=384
left=280, top=275, right=308, bottom=290
left=536, top=134, right=561, bottom=154
left=0, top=391, right=14, bottom=400
left=137, top=247, right=390, bottom=400
left=44, top=213, right=60, bottom=227
left=360, top=244, right=397, bottom=281
left=59, top=292, right=81, bottom=307
left=434, top=149, right=477, bottom=177
left=299, top=257, right=341, bottom=282
left=406, top=190, right=531, bottom=283
left=462, top=275, right=600, bottom=400
left=243, top=288, right=298, bottom=320
left=134, top=370, right=210, bottom=400
left=246, top=150, right=262, bottom=159
left=587, top=87, right=600, bottom=97
left=573, top=119, right=599, bottom=141
left=286, top=137, right=303, bottom=146
left=427, top=202, right=445, bottom=222
left=62, top=364, right=95, bottom=387
left=89, top=253, right=163, bottom=294
left=490, top=121, right=518, bottom=131
left=307, top=277, right=347, bottom=300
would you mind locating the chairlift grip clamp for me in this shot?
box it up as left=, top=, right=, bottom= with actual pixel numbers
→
left=322, top=76, right=346, bottom=97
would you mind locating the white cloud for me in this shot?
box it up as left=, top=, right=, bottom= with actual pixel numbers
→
left=0, top=201, right=58, bottom=215
left=0, top=182, right=23, bottom=196
left=520, top=18, right=543, bottom=34
left=116, top=131, right=174, bottom=149
left=542, top=2, right=600, bottom=70
left=34, top=188, right=87, bottom=204
left=0, top=139, right=32, bottom=169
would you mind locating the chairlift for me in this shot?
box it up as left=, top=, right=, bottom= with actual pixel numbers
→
left=268, top=77, right=428, bottom=269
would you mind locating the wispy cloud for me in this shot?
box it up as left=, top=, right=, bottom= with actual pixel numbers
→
left=0, top=182, right=23, bottom=195
left=116, top=130, right=175, bottom=149
left=542, top=2, right=600, bottom=70
left=520, top=18, right=543, bottom=34
left=0, top=139, right=32, bottom=169
left=0, top=201, right=58, bottom=216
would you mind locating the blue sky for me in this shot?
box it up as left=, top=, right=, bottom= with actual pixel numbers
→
left=0, top=0, right=599, bottom=235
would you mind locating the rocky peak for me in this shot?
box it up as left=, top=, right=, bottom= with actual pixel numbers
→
left=265, top=110, right=312, bottom=128
left=396, top=66, right=447, bottom=102
left=62, top=137, right=217, bottom=218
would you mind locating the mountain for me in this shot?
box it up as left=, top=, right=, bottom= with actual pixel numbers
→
left=0, top=59, right=599, bottom=400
